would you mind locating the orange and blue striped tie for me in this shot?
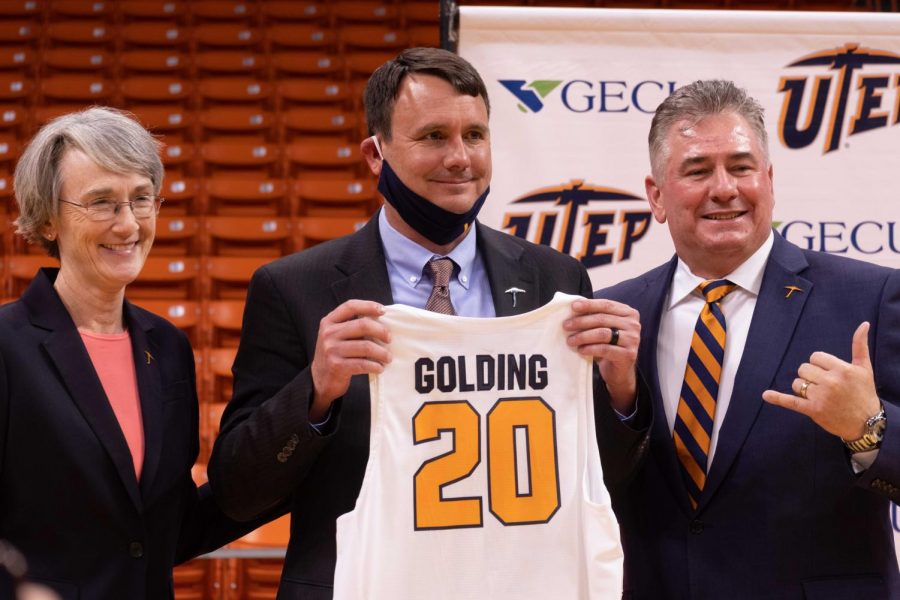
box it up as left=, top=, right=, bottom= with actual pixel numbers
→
left=673, top=279, right=736, bottom=509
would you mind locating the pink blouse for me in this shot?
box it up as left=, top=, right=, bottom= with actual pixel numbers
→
left=80, top=330, right=144, bottom=480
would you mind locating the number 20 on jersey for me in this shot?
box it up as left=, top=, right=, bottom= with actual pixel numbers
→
left=412, top=396, right=561, bottom=531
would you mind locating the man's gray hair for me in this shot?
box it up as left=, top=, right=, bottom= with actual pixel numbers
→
left=14, top=106, right=163, bottom=257
left=648, top=80, right=769, bottom=179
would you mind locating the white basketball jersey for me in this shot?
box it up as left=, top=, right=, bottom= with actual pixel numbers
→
left=334, top=292, right=623, bottom=600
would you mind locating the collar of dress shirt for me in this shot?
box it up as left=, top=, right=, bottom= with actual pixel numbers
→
left=667, top=230, right=774, bottom=310
left=378, top=207, right=478, bottom=291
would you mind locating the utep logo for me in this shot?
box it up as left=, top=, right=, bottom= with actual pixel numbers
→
left=503, top=180, right=652, bottom=269
left=499, top=80, right=563, bottom=113
left=778, top=43, right=900, bottom=153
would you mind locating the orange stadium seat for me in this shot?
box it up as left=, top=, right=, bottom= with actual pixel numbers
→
left=204, top=255, right=270, bottom=300
left=0, top=47, right=36, bottom=77
left=0, top=174, right=14, bottom=214
left=294, top=216, right=365, bottom=250
left=0, top=135, right=21, bottom=176
left=229, top=515, right=291, bottom=600
left=205, top=175, right=289, bottom=216
left=160, top=141, right=198, bottom=178
left=0, top=22, right=40, bottom=48
left=200, top=401, right=229, bottom=461
left=0, top=2, right=42, bottom=19
left=332, top=2, right=401, bottom=25
left=294, top=178, right=377, bottom=217
left=280, top=106, right=359, bottom=142
left=260, top=1, right=330, bottom=24
left=193, top=23, right=263, bottom=52
left=47, top=1, right=115, bottom=21
left=205, top=346, right=237, bottom=405
left=266, top=24, right=337, bottom=52
left=39, top=75, right=114, bottom=105
left=204, top=216, right=292, bottom=257
left=344, top=50, right=398, bottom=82
left=199, top=106, right=275, bottom=143
left=282, top=104, right=359, bottom=140
left=197, top=77, right=273, bottom=109
left=172, top=560, right=211, bottom=600
left=121, top=22, right=190, bottom=50
left=269, top=51, right=343, bottom=80
left=153, top=215, right=202, bottom=255
left=119, top=50, right=190, bottom=77
left=339, top=25, right=409, bottom=53
left=194, top=50, right=267, bottom=78
left=159, top=176, right=203, bottom=214
left=120, top=77, right=192, bottom=107
left=120, top=1, right=188, bottom=23
left=7, top=255, right=59, bottom=297
left=128, top=255, right=201, bottom=300
left=129, top=105, right=194, bottom=141
left=275, top=79, right=351, bottom=110
left=44, top=21, right=115, bottom=48
left=285, top=139, right=363, bottom=179
left=404, top=2, right=441, bottom=26
left=42, top=47, right=114, bottom=76
left=206, top=299, right=245, bottom=347
left=201, top=141, right=280, bottom=178
left=0, top=75, right=34, bottom=106
left=131, top=299, right=202, bottom=345
left=408, top=25, right=440, bottom=48
left=190, top=1, right=258, bottom=23
left=0, top=104, right=27, bottom=136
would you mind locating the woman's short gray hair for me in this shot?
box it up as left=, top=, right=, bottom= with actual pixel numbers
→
left=14, top=106, right=163, bottom=257
left=648, top=80, right=769, bottom=180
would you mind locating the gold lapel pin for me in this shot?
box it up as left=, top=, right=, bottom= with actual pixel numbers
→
left=784, top=285, right=803, bottom=298
left=145, top=350, right=154, bottom=365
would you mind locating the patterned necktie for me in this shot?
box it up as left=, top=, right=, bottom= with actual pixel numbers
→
left=424, top=258, right=456, bottom=315
left=672, top=278, right=736, bottom=509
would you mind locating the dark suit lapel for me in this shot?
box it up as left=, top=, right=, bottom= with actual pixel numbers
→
left=26, top=270, right=143, bottom=511
left=639, top=258, right=696, bottom=515
left=330, top=216, right=393, bottom=306
left=476, top=223, right=540, bottom=316
left=700, top=234, right=811, bottom=510
left=124, top=302, right=163, bottom=500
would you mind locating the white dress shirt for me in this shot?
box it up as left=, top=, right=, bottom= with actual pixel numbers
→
left=657, top=233, right=773, bottom=464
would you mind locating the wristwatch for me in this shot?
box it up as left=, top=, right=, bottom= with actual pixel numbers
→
left=842, top=404, right=887, bottom=454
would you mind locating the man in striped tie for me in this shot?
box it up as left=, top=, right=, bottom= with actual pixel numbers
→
left=596, top=79, right=900, bottom=599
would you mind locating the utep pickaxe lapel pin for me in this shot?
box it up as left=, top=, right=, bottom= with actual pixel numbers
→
left=784, top=285, right=804, bottom=299
left=505, top=287, right=526, bottom=308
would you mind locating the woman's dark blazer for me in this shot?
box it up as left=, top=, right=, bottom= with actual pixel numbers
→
left=0, top=269, right=251, bottom=600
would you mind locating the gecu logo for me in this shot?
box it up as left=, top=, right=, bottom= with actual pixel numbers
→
left=778, top=43, right=900, bottom=153
left=499, top=80, right=563, bottom=113
left=502, top=180, right=652, bottom=269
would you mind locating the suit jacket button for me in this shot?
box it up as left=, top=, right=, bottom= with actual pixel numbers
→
left=689, top=519, right=704, bottom=535
left=129, top=542, right=144, bottom=558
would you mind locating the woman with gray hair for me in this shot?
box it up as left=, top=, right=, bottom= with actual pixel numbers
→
left=0, top=107, right=265, bottom=599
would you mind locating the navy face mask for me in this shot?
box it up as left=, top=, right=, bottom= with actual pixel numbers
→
left=372, top=136, right=490, bottom=247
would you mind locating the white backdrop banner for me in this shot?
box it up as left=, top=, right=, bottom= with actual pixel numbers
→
left=458, top=3, right=900, bottom=567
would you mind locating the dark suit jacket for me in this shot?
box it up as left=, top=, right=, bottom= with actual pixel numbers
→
left=208, top=217, right=648, bottom=600
left=597, top=233, right=900, bottom=599
left=0, top=269, right=258, bottom=600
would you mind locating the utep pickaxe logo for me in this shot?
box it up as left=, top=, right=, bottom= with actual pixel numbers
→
left=499, top=80, right=563, bottom=113
left=778, top=43, right=900, bottom=153
left=503, top=180, right=652, bottom=269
